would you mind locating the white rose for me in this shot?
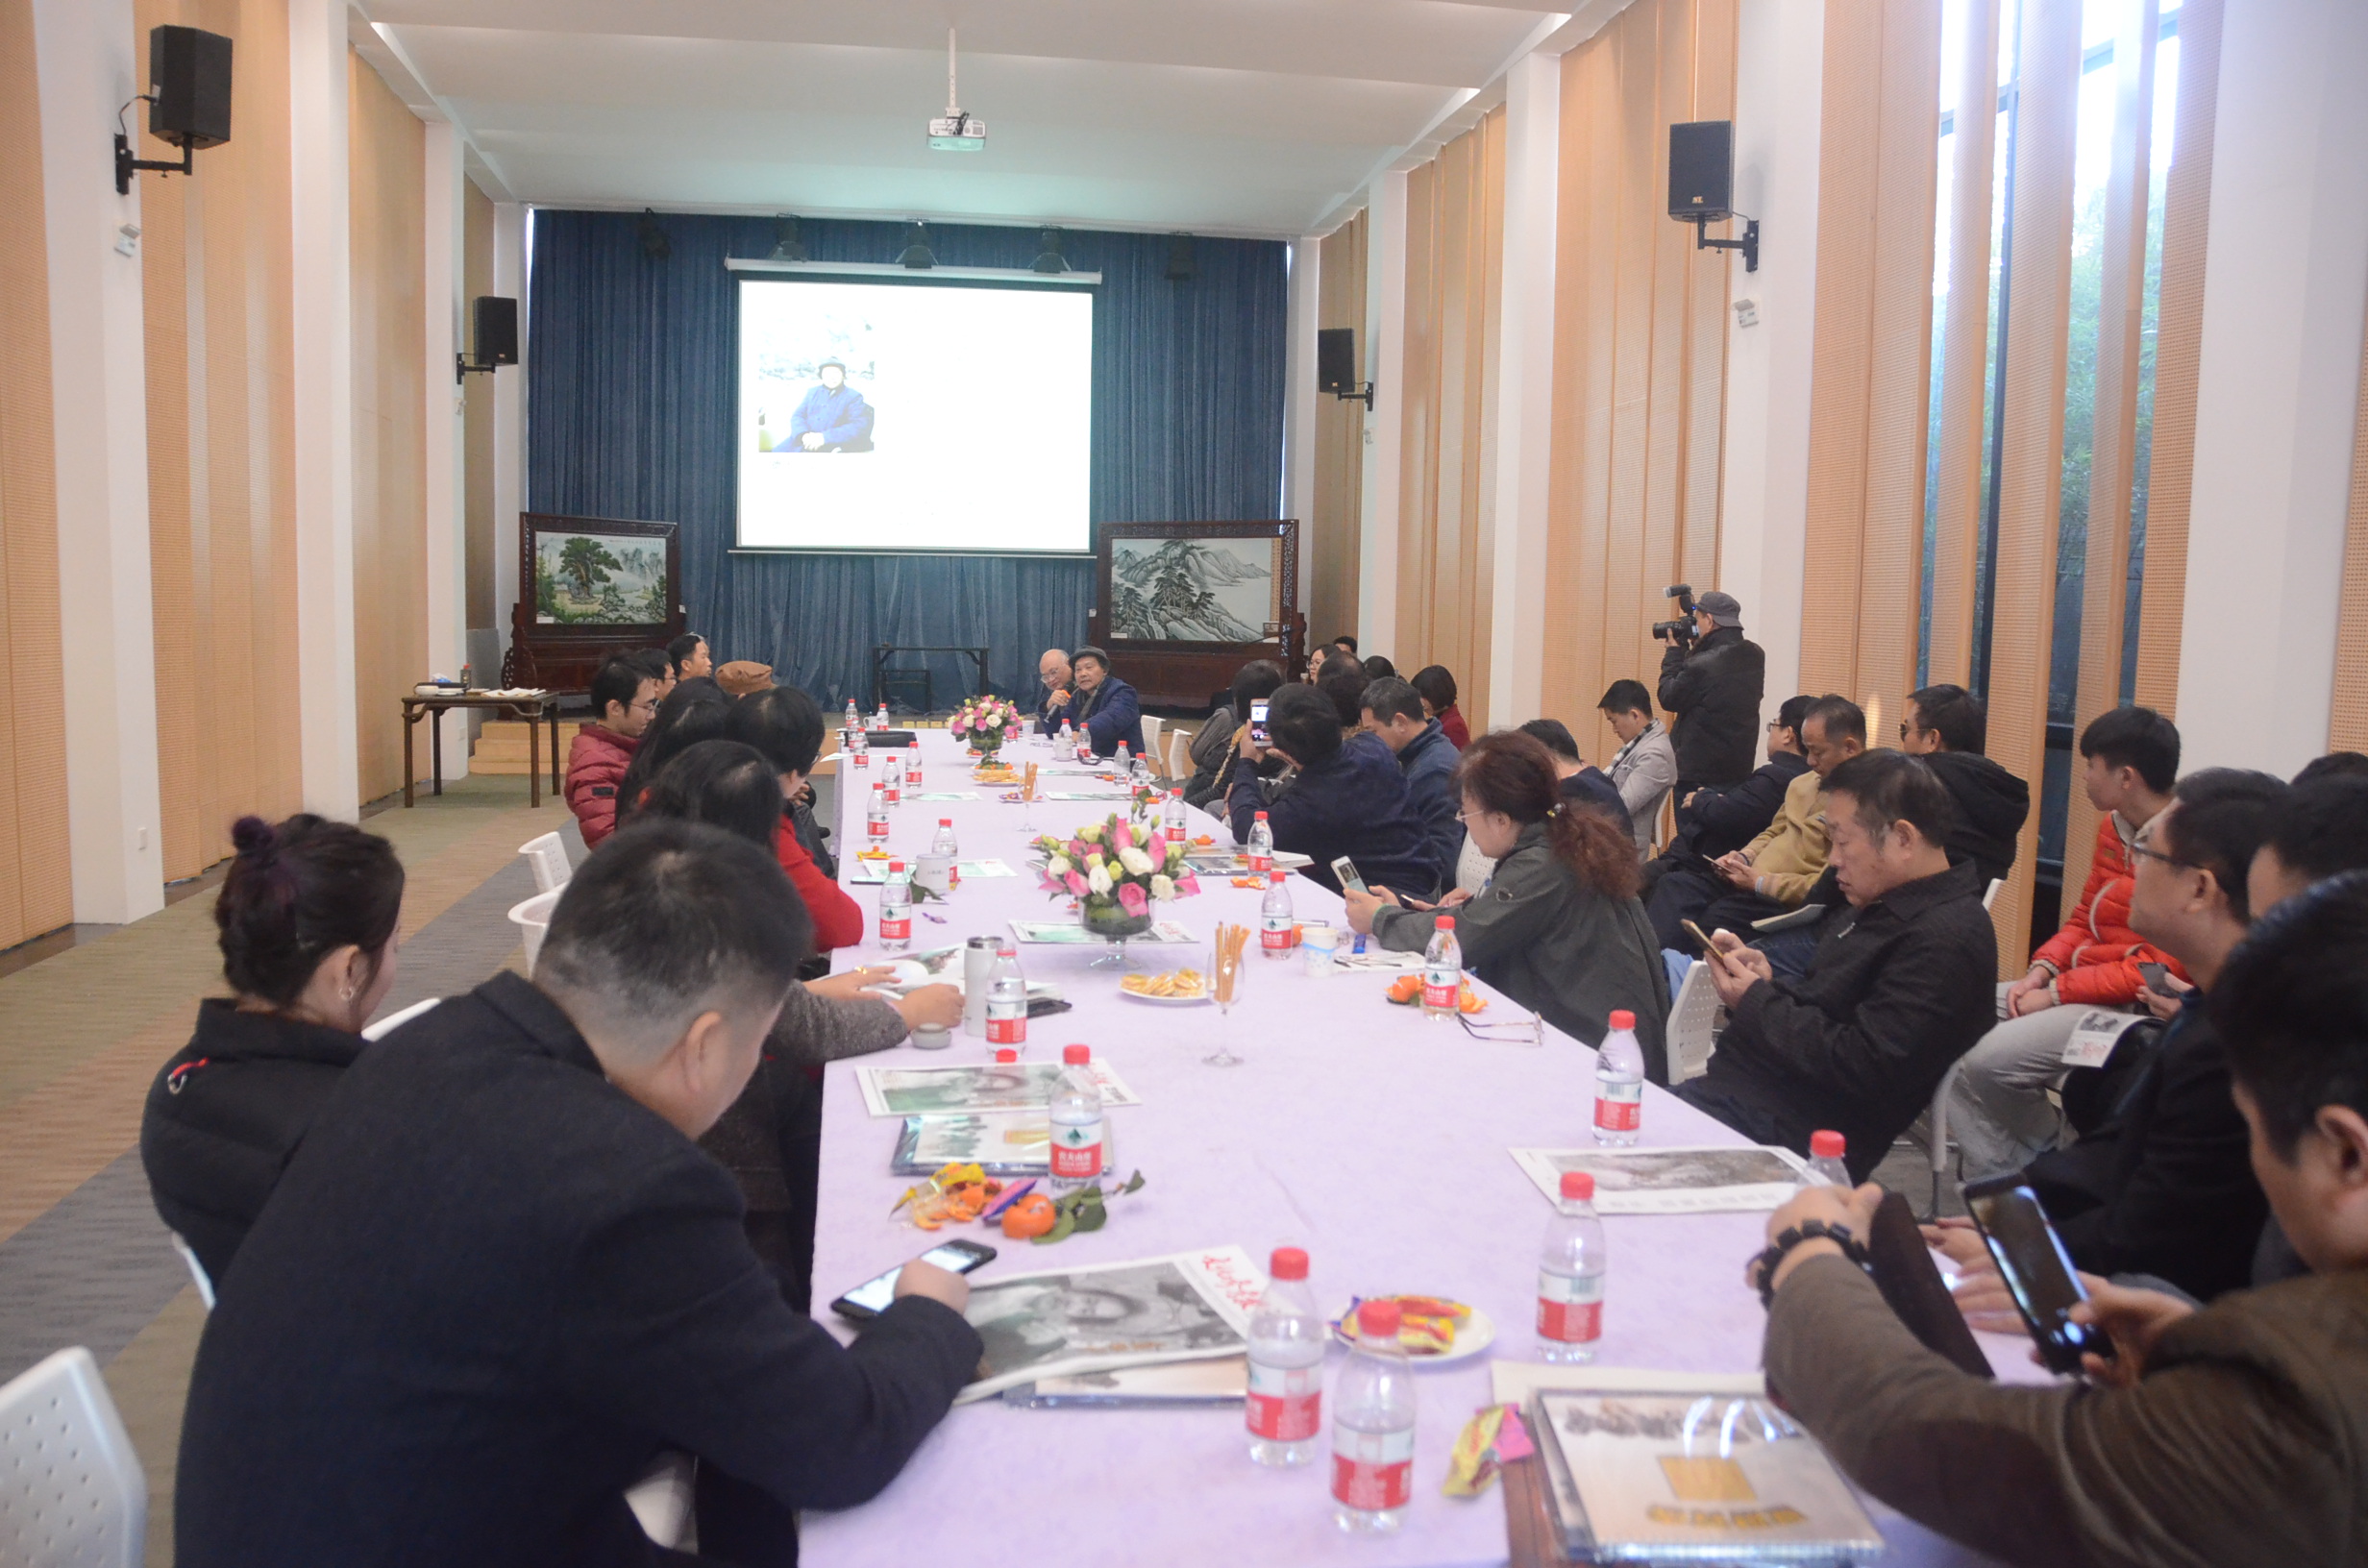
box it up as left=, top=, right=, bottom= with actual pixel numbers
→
left=1087, top=863, right=1114, bottom=895
left=1118, top=846, right=1155, bottom=876
left=1047, top=854, right=1071, bottom=877
left=1150, top=873, right=1176, bottom=902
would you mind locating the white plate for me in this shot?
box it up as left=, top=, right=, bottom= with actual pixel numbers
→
left=1117, top=982, right=1212, bottom=1006
left=1329, top=1299, right=1495, bottom=1366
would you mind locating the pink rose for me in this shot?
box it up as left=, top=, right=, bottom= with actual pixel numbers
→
left=1117, top=881, right=1148, bottom=917
left=1173, top=871, right=1201, bottom=897
left=1115, top=822, right=1136, bottom=852
left=1147, top=831, right=1168, bottom=860
left=1064, top=870, right=1090, bottom=896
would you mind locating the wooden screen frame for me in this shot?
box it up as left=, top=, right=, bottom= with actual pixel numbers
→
left=505, top=512, right=685, bottom=694
left=1086, top=520, right=1303, bottom=709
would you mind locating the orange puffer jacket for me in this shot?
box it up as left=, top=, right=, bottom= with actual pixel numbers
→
left=2031, top=813, right=2187, bottom=1006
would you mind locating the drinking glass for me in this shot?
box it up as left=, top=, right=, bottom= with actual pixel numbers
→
left=1203, top=937, right=1244, bottom=1067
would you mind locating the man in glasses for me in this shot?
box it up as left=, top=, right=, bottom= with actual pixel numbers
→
left=565, top=655, right=659, bottom=850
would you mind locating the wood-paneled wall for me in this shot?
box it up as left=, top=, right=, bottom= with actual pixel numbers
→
left=2331, top=279, right=2368, bottom=751
left=463, top=178, right=496, bottom=631
left=1309, top=212, right=1366, bottom=648
left=138, top=0, right=304, bottom=883
left=0, top=0, right=72, bottom=949
left=349, top=52, right=428, bottom=801
left=1542, top=0, right=1737, bottom=764
left=1395, top=110, right=1506, bottom=728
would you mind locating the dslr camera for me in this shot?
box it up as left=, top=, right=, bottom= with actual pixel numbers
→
left=1651, top=584, right=1699, bottom=649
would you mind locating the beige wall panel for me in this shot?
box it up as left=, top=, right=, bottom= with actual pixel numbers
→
left=1600, top=10, right=1661, bottom=758
left=1681, top=0, right=1738, bottom=593
left=462, top=179, right=496, bottom=630
left=1311, top=213, right=1367, bottom=645
left=2330, top=290, right=2368, bottom=752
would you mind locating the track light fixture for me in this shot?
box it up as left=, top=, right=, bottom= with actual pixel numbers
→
left=637, top=208, right=671, bottom=260
left=769, top=214, right=807, bottom=263
left=898, top=222, right=937, bottom=270
left=1166, top=233, right=1195, bottom=282
left=1032, top=228, right=1069, bottom=275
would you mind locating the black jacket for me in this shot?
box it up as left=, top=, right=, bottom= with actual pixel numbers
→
left=139, top=999, right=367, bottom=1286
left=1656, top=625, right=1766, bottom=787
left=1677, top=750, right=1810, bottom=858
left=2023, top=994, right=2267, bottom=1302
left=1559, top=767, right=1633, bottom=835
left=174, top=972, right=981, bottom=1568
left=1228, top=733, right=1442, bottom=896
left=1691, top=860, right=1997, bottom=1179
left=1920, top=749, right=2031, bottom=887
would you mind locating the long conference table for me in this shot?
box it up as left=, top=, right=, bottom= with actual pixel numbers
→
left=802, top=726, right=2015, bottom=1567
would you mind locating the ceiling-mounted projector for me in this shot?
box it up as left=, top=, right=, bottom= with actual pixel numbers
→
left=928, top=28, right=985, bottom=152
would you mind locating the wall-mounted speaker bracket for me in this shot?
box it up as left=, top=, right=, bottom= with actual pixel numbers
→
left=1689, top=216, right=1760, bottom=273
left=113, top=132, right=191, bottom=196
left=1329, top=382, right=1377, bottom=411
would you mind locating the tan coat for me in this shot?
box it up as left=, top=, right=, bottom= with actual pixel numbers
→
left=1739, top=766, right=1830, bottom=905
left=1765, top=1255, right=2368, bottom=1567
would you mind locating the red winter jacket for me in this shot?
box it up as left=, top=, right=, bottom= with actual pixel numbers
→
left=2030, top=812, right=2187, bottom=1006
left=563, top=726, right=639, bottom=850
left=775, top=818, right=864, bottom=953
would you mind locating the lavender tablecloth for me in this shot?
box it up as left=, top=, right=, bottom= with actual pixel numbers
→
left=801, top=729, right=2016, bottom=1567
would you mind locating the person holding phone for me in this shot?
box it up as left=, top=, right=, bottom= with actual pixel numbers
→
left=1750, top=872, right=2368, bottom=1568
left=1226, top=684, right=1441, bottom=896
left=1185, top=660, right=1287, bottom=811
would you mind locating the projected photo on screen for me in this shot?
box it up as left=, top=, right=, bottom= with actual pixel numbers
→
left=736, top=275, right=1094, bottom=553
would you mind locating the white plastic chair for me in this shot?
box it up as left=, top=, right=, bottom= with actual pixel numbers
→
left=1923, top=1059, right=1968, bottom=1219
left=1166, top=725, right=1195, bottom=782
left=506, top=888, right=563, bottom=976
left=361, top=996, right=441, bottom=1042
left=624, top=1451, right=697, bottom=1551
left=169, top=1233, right=215, bottom=1311
left=1138, top=716, right=1164, bottom=772
left=519, top=831, right=572, bottom=894
left=0, top=1347, right=147, bottom=1568
left=1665, top=960, right=1722, bottom=1085
left=1983, top=877, right=2003, bottom=912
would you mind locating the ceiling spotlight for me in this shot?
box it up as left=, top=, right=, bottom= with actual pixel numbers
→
left=1166, top=233, right=1195, bottom=282
left=769, top=214, right=807, bottom=262
left=898, top=222, right=936, bottom=270
left=1032, top=228, right=1068, bottom=275
left=637, top=208, right=670, bottom=260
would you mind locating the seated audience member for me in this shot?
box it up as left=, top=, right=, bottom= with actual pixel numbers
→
left=564, top=656, right=658, bottom=849
left=1184, top=660, right=1284, bottom=810
left=1361, top=654, right=1398, bottom=681
left=1361, top=677, right=1463, bottom=877
left=726, top=688, right=864, bottom=955
left=2252, top=775, right=2368, bottom=917
left=1344, top=732, right=1671, bottom=1063
left=1333, top=634, right=1358, bottom=657
left=172, top=821, right=981, bottom=1568
left=1676, top=751, right=1995, bottom=1178
left=1064, top=647, right=1147, bottom=759
left=140, top=815, right=405, bottom=1287
left=1599, top=679, right=1677, bottom=855
left=1516, top=718, right=1632, bottom=834
left=1034, top=647, right=1073, bottom=735
left=611, top=679, right=731, bottom=829
left=1647, top=695, right=1864, bottom=952
left=1303, top=643, right=1331, bottom=685
left=1663, top=695, right=1813, bottom=868
left=668, top=632, right=714, bottom=683
left=1225, top=684, right=1440, bottom=896
left=1754, top=873, right=2368, bottom=1568
left=1950, top=704, right=2183, bottom=1178
left=1895, top=683, right=2030, bottom=885
left=1410, top=664, right=1469, bottom=749
left=2293, top=749, right=2368, bottom=784
left=630, top=646, right=677, bottom=699
left=1320, top=663, right=1371, bottom=737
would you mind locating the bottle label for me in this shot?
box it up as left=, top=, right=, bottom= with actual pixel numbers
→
left=986, top=1010, right=1025, bottom=1045
left=1048, top=1119, right=1103, bottom=1178
left=1422, top=963, right=1458, bottom=1011
left=1261, top=916, right=1294, bottom=951
left=1246, top=851, right=1272, bottom=873
left=1331, top=1427, right=1415, bottom=1510
left=884, top=784, right=901, bottom=804
left=1246, top=1361, right=1320, bottom=1441
left=868, top=817, right=889, bottom=839
left=1593, top=1077, right=1643, bottom=1132
left=851, top=751, right=868, bottom=766
left=880, top=915, right=910, bottom=942
left=1537, top=1269, right=1605, bottom=1343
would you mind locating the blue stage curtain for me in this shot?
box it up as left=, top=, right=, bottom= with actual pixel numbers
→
left=526, top=211, right=1287, bottom=707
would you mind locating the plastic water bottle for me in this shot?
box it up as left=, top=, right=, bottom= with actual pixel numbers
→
left=1058, top=718, right=1074, bottom=751
left=1116, top=742, right=1132, bottom=773
left=1260, top=871, right=1295, bottom=960
left=1420, top=917, right=1461, bottom=1020
left=1048, top=1044, right=1104, bottom=1193
left=1806, top=1129, right=1851, bottom=1188
left=1163, top=788, right=1187, bottom=838
left=1131, top=752, right=1154, bottom=791
left=845, top=699, right=859, bottom=735
left=878, top=860, right=911, bottom=951
left=932, top=817, right=958, bottom=858
left=986, top=943, right=1027, bottom=1047
left=850, top=725, right=869, bottom=768
left=1331, top=1299, right=1416, bottom=1534
left=881, top=748, right=903, bottom=806
left=1591, top=1008, right=1644, bottom=1145
left=874, top=702, right=890, bottom=731
left=905, top=741, right=923, bottom=788
left=1537, top=1170, right=1607, bottom=1363
left=1246, top=1246, right=1325, bottom=1468
left=1246, top=811, right=1274, bottom=873
left=866, top=782, right=889, bottom=841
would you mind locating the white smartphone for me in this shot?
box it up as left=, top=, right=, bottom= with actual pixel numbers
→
left=1331, top=855, right=1369, bottom=894
left=1249, top=699, right=1270, bottom=747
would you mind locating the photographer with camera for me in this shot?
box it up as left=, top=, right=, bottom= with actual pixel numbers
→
left=1653, top=587, right=1766, bottom=802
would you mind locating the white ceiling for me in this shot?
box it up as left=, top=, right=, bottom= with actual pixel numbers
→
left=353, top=1, right=1613, bottom=238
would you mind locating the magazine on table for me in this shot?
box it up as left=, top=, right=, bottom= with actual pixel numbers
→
left=1002, top=1355, right=1247, bottom=1408
left=1008, top=919, right=1196, bottom=946
left=1182, top=849, right=1314, bottom=872
left=1528, top=1384, right=1884, bottom=1563
left=854, top=1058, right=1143, bottom=1118
left=1043, top=790, right=1133, bottom=801
left=955, top=1246, right=1268, bottom=1404
left=891, top=1112, right=1052, bottom=1175
left=1509, top=1146, right=1813, bottom=1214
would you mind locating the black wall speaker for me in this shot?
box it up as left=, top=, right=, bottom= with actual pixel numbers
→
left=1318, top=328, right=1356, bottom=395
left=1667, top=120, right=1733, bottom=223
left=149, top=26, right=233, bottom=151
left=473, top=297, right=519, bottom=367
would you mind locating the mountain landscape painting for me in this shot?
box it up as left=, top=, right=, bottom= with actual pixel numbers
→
left=1109, top=537, right=1275, bottom=642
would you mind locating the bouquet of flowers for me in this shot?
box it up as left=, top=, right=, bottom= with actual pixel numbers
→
left=1032, top=816, right=1202, bottom=926
left=951, top=695, right=1025, bottom=754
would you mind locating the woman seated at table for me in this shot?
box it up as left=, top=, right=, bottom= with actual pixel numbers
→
left=1343, top=730, right=1671, bottom=1066
left=140, top=814, right=407, bottom=1289
left=725, top=684, right=865, bottom=957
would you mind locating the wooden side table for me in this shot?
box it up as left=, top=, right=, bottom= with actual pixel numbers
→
left=400, top=691, right=567, bottom=808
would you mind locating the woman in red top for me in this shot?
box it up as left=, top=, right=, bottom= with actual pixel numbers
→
left=1411, top=664, right=1469, bottom=749
left=727, top=686, right=864, bottom=952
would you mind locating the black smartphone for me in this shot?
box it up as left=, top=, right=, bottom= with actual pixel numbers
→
left=2137, top=962, right=2171, bottom=994
left=830, top=1238, right=998, bottom=1322
left=1025, top=996, right=1073, bottom=1018
left=1961, top=1175, right=2112, bottom=1375
left=1249, top=699, right=1270, bottom=746
left=1331, top=856, right=1368, bottom=894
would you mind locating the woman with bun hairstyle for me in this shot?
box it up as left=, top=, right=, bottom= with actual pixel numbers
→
left=140, top=815, right=406, bottom=1286
left=1343, top=729, right=1671, bottom=1070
